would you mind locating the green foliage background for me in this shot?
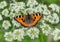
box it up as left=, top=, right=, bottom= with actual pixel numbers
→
left=0, top=0, right=60, bottom=42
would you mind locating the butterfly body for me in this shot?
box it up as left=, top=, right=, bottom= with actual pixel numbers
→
left=14, top=13, right=43, bottom=27
left=24, top=14, right=34, bottom=24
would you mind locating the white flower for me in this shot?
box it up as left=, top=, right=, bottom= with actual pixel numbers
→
left=8, top=12, right=15, bottom=19
left=51, top=13, right=59, bottom=24
left=0, top=14, right=3, bottom=20
left=48, top=13, right=59, bottom=24
left=51, top=28, right=60, bottom=40
left=39, top=4, right=48, bottom=10
left=13, top=29, right=24, bottom=41
left=2, top=20, right=11, bottom=30
left=43, top=13, right=59, bottom=24
left=24, top=8, right=34, bottom=14
left=43, top=9, right=51, bottom=15
left=27, top=27, right=39, bottom=39
left=4, top=32, right=14, bottom=41
left=0, top=1, right=7, bottom=9
left=2, top=9, right=9, bottom=17
left=43, top=15, right=49, bottom=21
left=40, top=23, right=51, bottom=36
left=40, top=19, right=45, bottom=24
left=12, top=19, right=20, bottom=27
left=34, top=4, right=43, bottom=13
left=49, top=4, right=60, bottom=13
left=10, top=2, right=25, bottom=13
left=27, top=0, right=38, bottom=7
left=21, top=28, right=28, bottom=36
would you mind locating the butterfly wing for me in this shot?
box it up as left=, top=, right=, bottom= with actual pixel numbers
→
left=14, top=13, right=43, bottom=27
left=29, top=13, right=43, bottom=26
left=14, top=15, right=29, bottom=27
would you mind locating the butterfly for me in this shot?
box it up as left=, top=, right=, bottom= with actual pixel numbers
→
left=14, top=13, right=43, bottom=27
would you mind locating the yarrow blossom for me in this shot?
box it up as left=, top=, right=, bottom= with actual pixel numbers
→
left=49, top=4, right=60, bottom=13
left=2, top=20, right=11, bottom=30
left=43, top=9, right=51, bottom=15
left=2, top=9, right=9, bottom=17
left=34, top=4, right=43, bottom=13
left=40, top=23, right=52, bottom=36
left=48, top=13, right=59, bottom=24
left=13, top=29, right=24, bottom=41
left=8, top=12, right=15, bottom=19
left=0, top=1, right=7, bottom=9
left=12, top=19, right=20, bottom=27
left=27, top=0, right=38, bottom=7
left=4, top=32, right=14, bottom=41
left=10, top=2, right=25, bottom=13
left=51, top=28, right=60, bottom=40
left=24, top=8, right=34, bottom=14
left=27, top=27, right=39, bottom=39
left=0, top=14, right=3, bottom=20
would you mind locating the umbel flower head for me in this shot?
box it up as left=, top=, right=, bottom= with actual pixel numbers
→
left=49, top=4, right=60, bottom=13
left=0, top=1, right=7, bottom=9
left=27, top=27, right=39, bottom=39
left=2, top=20, right=11, bottom=30
left=40, top=23, right=52, bottom=36
left=2, top=9, right=9, bottom=17
left=13, top=29, right=25, bottom=41
left=51, top=28, right=60, bottom=40
left=4, top=32, right=14, bottom=41
left=12, top=19, right=21, bottom=27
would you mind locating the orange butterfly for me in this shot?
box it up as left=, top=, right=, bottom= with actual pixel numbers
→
left=14, top=13, right=43, bottom=27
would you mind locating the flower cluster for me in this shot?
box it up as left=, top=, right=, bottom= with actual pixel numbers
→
left=2, top=20, right=11, bottom=30
left=51, top=28, right=60, bottom=40
left=49, top=4, right=60, bottom=13
left=40, top=23, right=52, bottom=36
left=27, top=27, right=39, bottom=39
left=12, top=19, right=21, bottom=27
left=27, top=0, right=38, bottom=7
left=44, top=13, right=59, bottom=24
left=2, top=9, right=9, bottom=17
left=4, top=28, right=39, bottom=41
left=0, top=1, right=7, bottom=9
left=9, top=2, right=25, bottom=13
left=0, top=0, right=60, bottom=42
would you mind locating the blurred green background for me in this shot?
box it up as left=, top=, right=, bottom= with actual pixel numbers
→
left=0, top=0, right=60, bottom=42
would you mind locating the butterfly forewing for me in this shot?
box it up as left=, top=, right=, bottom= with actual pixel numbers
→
left=29, top=13, right=43, bottom=26
left=14, top=15, right=29, bottom=27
